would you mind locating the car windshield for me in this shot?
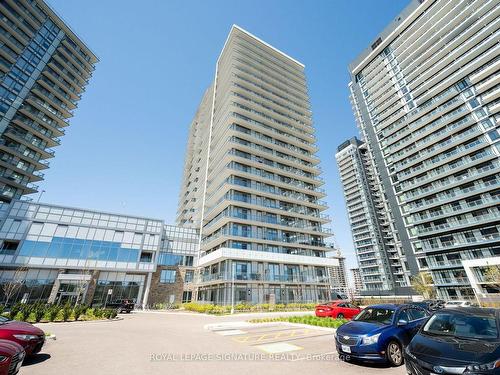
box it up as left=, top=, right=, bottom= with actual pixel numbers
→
left=353, top=308, right=394, bottom=325
left=423, top=312, right=498, bottom=340
left=0, top=316, right=10, bottom=323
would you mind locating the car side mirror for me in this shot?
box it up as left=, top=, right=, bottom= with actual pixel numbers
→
left=397, top=319, right=408, bottom=327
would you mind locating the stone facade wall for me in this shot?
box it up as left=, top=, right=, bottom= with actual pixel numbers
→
left=84, top=270, right=100, bottom=305
left=148, top=266, right=185, bottom=305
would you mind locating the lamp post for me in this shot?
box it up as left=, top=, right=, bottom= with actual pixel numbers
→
left=230, top=262, right=235, bottom=314
left=37, top=189, right=45, bottom=203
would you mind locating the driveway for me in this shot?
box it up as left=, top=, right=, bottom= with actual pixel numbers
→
left=22, top=311, right=405, bottom=375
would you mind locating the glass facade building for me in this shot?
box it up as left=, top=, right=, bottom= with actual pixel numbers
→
left=0, top=0, right=97, bottom=201
left=0, top=200, right=199, bottom=306
left=177, top=25, right=338, bottom=304
left=348, top=0, right=500, bottom=299
left=336, top=137, right=413, bottom=295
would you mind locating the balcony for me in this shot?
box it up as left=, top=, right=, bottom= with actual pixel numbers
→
left=198, top=271, right=330, bottom=284
left=414, top=212, right=500, bottom=237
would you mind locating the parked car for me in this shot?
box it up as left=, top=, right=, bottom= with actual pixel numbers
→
left=411, top=299, right=445, bottom=311
left=106, top=299, right=134, bottom=313
left=331, top=292, right=349, bottom=301
left=315, top=301, right=361, bottom=319
left=423, top=299, right=445, bottom=310
left=335, top=304, right=429, bottom=366
left=405, top=307, right=500, bottom=375
left=0, top=339, right=25, bottom=375
left=444, top=300, right=475, bottom=308
left=0, top=316, right=45, bottom=356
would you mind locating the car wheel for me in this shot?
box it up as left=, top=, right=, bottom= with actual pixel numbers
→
left=387, top=341, right=403, bottom=366
left=337, top=313, right=344, bottom=319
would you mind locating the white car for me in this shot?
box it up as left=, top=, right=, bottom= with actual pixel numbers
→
left=443, top=300, right=474, bottom=308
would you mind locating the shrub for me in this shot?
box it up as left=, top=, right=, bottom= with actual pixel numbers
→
left=0, top=304, right=4, bottom=316
left=9, top=303, right=21, bottom=320
left=32, top=302, right=46, bottom=323
left=103, top=308, right=117, bottom=319
left=18, top=304, right=32, bottom=322
left=47, top=305, right=60, bottom=322
left=92, top=307, right=104, bottom=319
left=73, top=304, right=88, bottom=321
left=62, top=302, right=72, bottom=322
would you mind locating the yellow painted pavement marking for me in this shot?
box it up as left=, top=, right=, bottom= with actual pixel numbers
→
left=232, top=329, right=312, bottom=344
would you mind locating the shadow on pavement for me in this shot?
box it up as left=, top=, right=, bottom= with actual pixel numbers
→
left=23, top=353, right=51, bottom=366
left=344, top=358, right=392, bottom=369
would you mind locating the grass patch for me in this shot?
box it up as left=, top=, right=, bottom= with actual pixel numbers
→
left=249, top=315, right=347, bottom=328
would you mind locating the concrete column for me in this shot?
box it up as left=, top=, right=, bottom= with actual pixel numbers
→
left=83, top=270, right=100, bottom=305
left=141, top=272, right=153, bottom=309
left=47, top=269, right=66, bottom=304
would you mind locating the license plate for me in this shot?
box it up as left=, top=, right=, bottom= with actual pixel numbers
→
left=15, top=361, right=22, bottom=372
left=341, top=345, right=351, bottom=353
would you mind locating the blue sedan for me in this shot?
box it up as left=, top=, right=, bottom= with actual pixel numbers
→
left=334, top=304, right=429, bottom=366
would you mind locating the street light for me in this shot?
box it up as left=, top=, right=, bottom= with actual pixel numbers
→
left=37, top=189, right=46, bottom=203
left=230, top=262, right=235, bottom=314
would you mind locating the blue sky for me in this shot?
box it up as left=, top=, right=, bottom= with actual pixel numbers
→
left=43, top=0, right=408, bottom=270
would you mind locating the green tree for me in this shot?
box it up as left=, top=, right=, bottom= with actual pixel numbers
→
left=411, top=272, right=436, bottom=299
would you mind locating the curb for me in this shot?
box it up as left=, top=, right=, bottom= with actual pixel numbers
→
left=34, top=317, right=123, bottom=326
left=205, top=320, right=337, bottom=333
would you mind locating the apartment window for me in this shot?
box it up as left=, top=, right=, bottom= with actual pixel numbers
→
left=469, top=98, right=480, bottom=109
left=184, top=270, right=194, bottom=283
left=0, top=240, right=18, bottom=254
left=182, top=291, right=192, bottom=303
left=232, top=241, right=250, bottom=250
left=184, top=256, right=193, bottom=266
left=139, top=252, right=153, bottom=263
left=488, top=130, right=499, bottom=141
left=160, top=270, right=176, bottom=284
left=158, top=252, right=182, bottom=265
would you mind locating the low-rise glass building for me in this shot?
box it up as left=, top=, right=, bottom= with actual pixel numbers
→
left=0, top=200, right=198, bottom=306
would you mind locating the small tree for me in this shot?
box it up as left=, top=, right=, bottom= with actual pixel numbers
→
left=2, top=267, right=27, bottom=306
left=484, top=266, right=500, bottom=289
left=411, top=272, right=436, bottom=299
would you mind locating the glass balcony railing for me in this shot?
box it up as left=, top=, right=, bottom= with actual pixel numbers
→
left=205, top=211, right=331, bottom=234
left=199, top=272, right=329, bottom=283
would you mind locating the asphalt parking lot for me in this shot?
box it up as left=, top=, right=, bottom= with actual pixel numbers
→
left=22, top=311, right=405, bottom=375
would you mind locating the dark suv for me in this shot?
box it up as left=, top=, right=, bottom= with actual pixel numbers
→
left=107, top=299, right=134, bottom=313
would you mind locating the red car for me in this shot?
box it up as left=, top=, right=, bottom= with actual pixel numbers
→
left=0, top=339, right=25, bottom=375
left=0, top=316, right=45, bottom=356
left=315, top=301, right=361, bottom=319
